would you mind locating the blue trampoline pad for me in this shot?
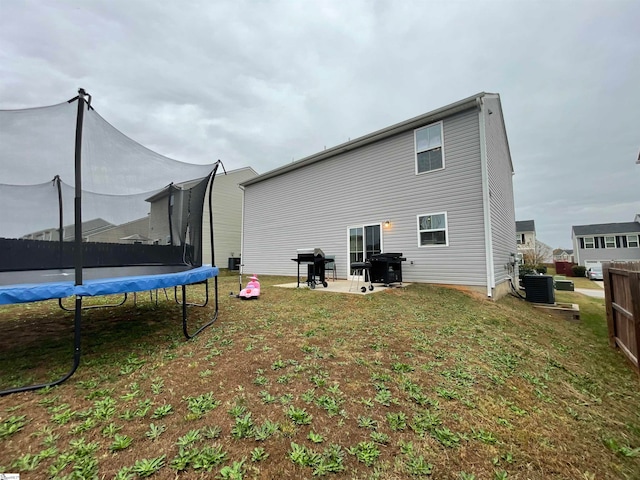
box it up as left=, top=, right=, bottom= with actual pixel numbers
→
left=0, top=265, right=218, bottom=305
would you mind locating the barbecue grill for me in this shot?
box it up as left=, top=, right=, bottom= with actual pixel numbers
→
left=291, top=248, right=329, bottom=288
left=369, top=252, right=406, bottom=287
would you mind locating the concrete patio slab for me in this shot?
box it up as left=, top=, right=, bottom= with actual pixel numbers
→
left=274, top=279, right=410, bottom=295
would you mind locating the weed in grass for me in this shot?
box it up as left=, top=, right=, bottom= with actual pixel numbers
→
left=277, top=374, right=292, bottom=384
left=176, top=429, right=201, bottom=447
left=85, top=387, right=114, bottom=400
left=184, top=391, right=221, bottom=419
left=360, top=397, right=375, bottom=407
left=93, top=396, right=117, bottom=420
left=272, top=359, right=286, bottom=370
left=228, top=403, right=247, bottom=418
left=391, top=362, right=415, bottom=373
left=432, top=427, right=461, bottom=448
left=387, top=412, right=408, bottom=431
left=150, top=377, right=164, bottom=394
left=494, top=470, right=509, bottom=480
left=110, top=433, right=134, bottom=451
left=151, top=403, right=173, bottom=419
left=203, top=425, right=223, bottom=439
left=284, top=406, right=311, bottom=426
left=145, top=422, right=166, bottom=440
left=308, top=430, right=324, bottom=443
left=289, top=442, right=321, bottom=467
left=358, top=415, right=379, bottom=429
left=113, top=466, right=134, bottom=480
left=120, top=408, right=136, bottom=420
left=315, top=394, right=343, bottom=416
left=254, top=419, right=279, bottom=441
left=0, top=414, right=27, bottom=439
left=313, top=444, right=346, bottom=475
left=603, top=438, right=640, bottom=457
left=348, top=441, right=381, bottom=467
left=410, top=409, right=441, bottom=436
left=199, top=369, right=213, bottom=377
left=405, top=453, right=433, bottom=476
left=258, top=390, right=277, bottom=404
left=251, top=447, right=269, bottom=462
left=132, top=454, right=166, bottom=477
left=70, top=417, right=97, bottom=434
left=370, top=431, right=390, bottom=444
left=192, top=445, right=228, bottom=471
left=280, top=393, right=294, bottom=404
left=459, top=472, right=477, bottom=480
left=253, top=375, right=269, bottom=386
left=301, top=388, right=316, bottom=403
left=134, top=398, right=153, bottom=417
left=473, top=428, right=498, bottom=444
left=374, top=388, right=393, bottom=406
left=11, top=452, right=41, bottom=471
left=218, top=458, right=246, bottom=479
left=231, top=413, right=255, bottom=439
left=51, top=406, right=74, bottom=425
left=101, top=422, right=122, bottom=437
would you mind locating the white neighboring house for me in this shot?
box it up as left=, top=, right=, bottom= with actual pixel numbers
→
left=571, top=215, right=640, bottom=269
left=240, top=92, right=518, bottom=299
left=553, top=248, right=574, bottom=263
left=515, top=220, right=535, bottom=263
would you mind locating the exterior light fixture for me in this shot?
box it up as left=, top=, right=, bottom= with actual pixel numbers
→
left=384, top=220, right=391, bottom=228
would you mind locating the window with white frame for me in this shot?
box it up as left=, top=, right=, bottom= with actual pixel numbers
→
left=605, top=236, right=616, bottom=248
left=418, top=212, right=448, bottom=246
left=415, top=122, right=443, bottom=174
left=628, top=234, right=639, bottom=248
left=584, top=237, right=594, bottom=249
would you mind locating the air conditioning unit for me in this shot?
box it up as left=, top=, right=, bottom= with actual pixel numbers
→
left=523, top=275, right=555, bottom=304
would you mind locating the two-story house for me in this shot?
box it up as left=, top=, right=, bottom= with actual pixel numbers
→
left=515, top=220, right=536, bottom=263
left=239, top=92, right=518, bottom=299
left=572, top=215, right=640, bottom=269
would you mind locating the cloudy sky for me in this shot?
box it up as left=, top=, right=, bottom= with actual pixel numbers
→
left=1, top=0, right=639, bottom=248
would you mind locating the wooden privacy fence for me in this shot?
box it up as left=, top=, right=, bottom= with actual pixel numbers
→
left=603, top=262, right=640, bottom=372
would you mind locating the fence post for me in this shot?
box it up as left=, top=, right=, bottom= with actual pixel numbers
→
left=630, top=271, right=640, bottom=372
left=603, top=263, right=616, bottom=348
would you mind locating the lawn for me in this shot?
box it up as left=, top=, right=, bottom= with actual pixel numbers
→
left=1, top=271, right=639, bottom=479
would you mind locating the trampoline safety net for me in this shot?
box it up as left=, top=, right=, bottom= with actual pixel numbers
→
left=0, top=92, right=219, bottom=272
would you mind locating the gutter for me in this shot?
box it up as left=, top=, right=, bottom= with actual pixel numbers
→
left=478, top=97, right=495, bottom=298
left=241, top=92, right=487, bottom=187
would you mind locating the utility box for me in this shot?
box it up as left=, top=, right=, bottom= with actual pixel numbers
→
left=228, top=257, right=241, bottom=270
left=523, top=275, right=555, bottom=304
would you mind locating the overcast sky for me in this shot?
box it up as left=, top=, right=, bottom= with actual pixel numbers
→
left=1, top=0, right=639, bottom=248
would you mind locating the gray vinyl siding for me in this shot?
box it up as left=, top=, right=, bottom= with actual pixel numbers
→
left=202, top=167, right=257, bottom=267
left=483, top=95, right=517, bottom=289
left=242, top=107, right=488, bottom=287
left=573, top=237, right=640, bottom=265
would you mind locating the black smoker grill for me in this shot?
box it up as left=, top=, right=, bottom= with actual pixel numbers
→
left=369, top=252, right=406, bottom=287
left=292, top=248, right=328, bottom=288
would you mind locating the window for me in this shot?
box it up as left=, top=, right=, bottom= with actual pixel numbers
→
left=584, top=237, right=594, bottom=249
left=516, top=233, right=524, bottom=245
left=415, top=122, right=444, bottom=174
left=418, top=212, right=448, bottom=246
left=605, top=236, right=616, bottom=248
left=628, top=235, right=639, bottom=248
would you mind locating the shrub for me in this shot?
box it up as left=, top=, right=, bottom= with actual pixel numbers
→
left=535, top=265, right=547, bottom=274
left=518, top=264, right=537, bottom=280
left=572, top=265, right=586, bottom=278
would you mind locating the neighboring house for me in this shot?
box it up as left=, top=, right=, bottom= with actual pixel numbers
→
left=571, top=215, right=640, bottom=268
left=515, top=220, right=536, bottom=262
left=553, top=248, right=574, bottom=263
left=203, top=167, right=258, bottom=267
left=19, top=167, right=256, bottom=268
left=22, top=218, right=115, bottom=242
left=240, top=92, right=518, bottom=299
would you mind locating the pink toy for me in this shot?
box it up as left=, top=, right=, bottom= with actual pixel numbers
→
left=238, top=274, right=260, bottom=299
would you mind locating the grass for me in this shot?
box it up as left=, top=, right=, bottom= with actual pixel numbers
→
left=0, top=270, right=639, bottom=479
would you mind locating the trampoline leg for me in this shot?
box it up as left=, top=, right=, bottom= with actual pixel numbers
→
left=182, top=278, right=219, bottom=340
left=0, top=296, right=82, bottom=397
left=174, top=280, right=209, bottom=307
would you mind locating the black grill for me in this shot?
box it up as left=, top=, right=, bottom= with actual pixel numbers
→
left=291, top=248, right=328, bottom=289
left=369, top=252, right=406, bottom=286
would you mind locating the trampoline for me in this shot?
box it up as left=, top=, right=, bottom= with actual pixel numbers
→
left=0, top=89, right=223, bottom=396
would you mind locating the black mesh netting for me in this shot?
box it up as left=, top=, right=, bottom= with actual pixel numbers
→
left=0, top=94, right=218, bottom=271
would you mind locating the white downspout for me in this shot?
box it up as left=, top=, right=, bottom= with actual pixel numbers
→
left=478, top=98, right=495, bottom=298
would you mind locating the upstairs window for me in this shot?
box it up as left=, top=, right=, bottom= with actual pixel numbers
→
left=628, top=235, right=639, bottom=248
left=418, top=212, right=448, bottom=246
left=584, top=237, right=594, bottom=249
left=415, top=122, right=444, bottom=174
left=605, top=236, right=616, bottom=248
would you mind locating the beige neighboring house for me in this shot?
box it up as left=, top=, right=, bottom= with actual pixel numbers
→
left=553, top=248, right=574, bottom=262
left=515, top=220, right=536, bottom=262
left=21, top=167, right=257, bottom=268
left=203, top=167, right=258, bottom=267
